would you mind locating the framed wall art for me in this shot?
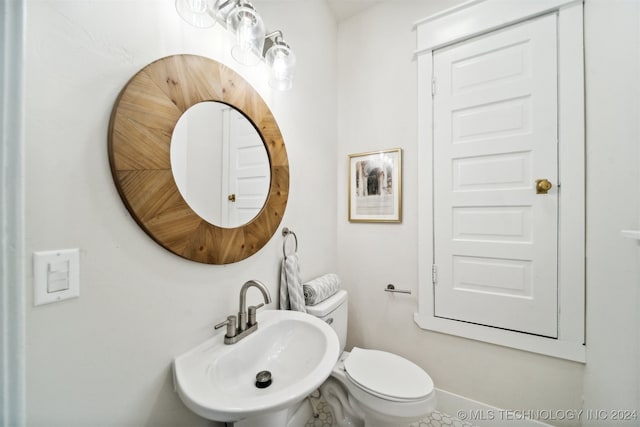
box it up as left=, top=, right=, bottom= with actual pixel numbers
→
left=348, top=148, right=402, bottom=223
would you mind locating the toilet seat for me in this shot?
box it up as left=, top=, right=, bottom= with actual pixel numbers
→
left=343, top=347, right=434, bottom=402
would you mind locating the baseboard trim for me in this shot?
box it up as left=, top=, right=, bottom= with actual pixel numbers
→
left=436, top=388, right=552, bottom=427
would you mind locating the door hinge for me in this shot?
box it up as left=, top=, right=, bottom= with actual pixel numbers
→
left=431, top=78, right=436, bottom=96
left=431, top=264, right=437, bottom=285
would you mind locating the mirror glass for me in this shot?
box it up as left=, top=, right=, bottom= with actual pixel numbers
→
left=170, top=101, right=271, bottom=228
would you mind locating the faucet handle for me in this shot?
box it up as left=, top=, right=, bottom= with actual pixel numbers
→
left=248, top=303, right=265, bottom=327
left=214, top=315, right=237, bottom=338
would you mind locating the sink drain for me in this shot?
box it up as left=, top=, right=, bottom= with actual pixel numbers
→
left=255, top=370, right=272, bottom=389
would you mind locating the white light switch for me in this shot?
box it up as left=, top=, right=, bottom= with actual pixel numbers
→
left=34, top=249, right=80, bottom=306
left=47, top=259, right=70, bottom=293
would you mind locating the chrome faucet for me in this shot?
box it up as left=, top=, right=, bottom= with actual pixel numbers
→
left=214, top=280, right=272, bottom=344
left=238, top=280, right=272, bottom=331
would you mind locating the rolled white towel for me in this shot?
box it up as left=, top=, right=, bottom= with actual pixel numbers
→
left=303, top=274, right=341, bottom=306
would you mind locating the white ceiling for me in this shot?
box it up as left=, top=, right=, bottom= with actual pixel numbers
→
left=326, top=0, right=384, bottom=21
left=254, top=0, right=382, bottom=22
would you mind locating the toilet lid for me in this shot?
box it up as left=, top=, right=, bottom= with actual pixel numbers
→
left=343, top=347, right=434, bottom=401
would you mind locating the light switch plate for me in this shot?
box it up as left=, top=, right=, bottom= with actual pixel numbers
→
left=33, top=249, right=80, bottom=306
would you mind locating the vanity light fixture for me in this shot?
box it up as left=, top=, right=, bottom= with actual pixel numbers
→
left=175, top=0, right=296, bottom=90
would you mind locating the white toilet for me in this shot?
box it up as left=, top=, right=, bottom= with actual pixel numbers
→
left=306, top=290, right=436, bottom=427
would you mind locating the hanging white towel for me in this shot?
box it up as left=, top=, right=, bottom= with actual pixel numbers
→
left=279, top=253, right=307, bottom=312
left=279, top=257, right=290, bottom=310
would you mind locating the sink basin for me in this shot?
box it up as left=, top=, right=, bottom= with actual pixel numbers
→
left=173, top=309, right=340, bottom=424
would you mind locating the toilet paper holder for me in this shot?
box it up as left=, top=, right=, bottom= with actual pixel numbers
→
left=384, top=284, right=412, bottom=295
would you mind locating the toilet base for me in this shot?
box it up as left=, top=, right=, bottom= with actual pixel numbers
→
left=320, top=377, right=364, bottom=427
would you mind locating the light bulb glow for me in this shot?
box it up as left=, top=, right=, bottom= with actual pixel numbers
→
left=236, top=13, right=256, bottom=51
left=187, top=0, right=207, bottom=13
left=272, top=53, right=288, bottom=80
left=175, top=0, right=216, bottom=28
left=265, top=41, right=295, bottom=91
left=227, top=2, right=265, bottom=66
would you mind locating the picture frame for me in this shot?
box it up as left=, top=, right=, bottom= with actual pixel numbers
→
left=348, top=148, right=402, bottom=223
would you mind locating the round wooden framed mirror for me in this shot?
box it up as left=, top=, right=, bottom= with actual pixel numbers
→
left=108, top=54, right=289, bottom=264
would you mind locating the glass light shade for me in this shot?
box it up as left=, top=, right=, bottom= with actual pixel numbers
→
left=175, top=0, right=217, bottom=28
left=214, top=0, right=236, bottom=21
left=226, top=2, right=265, bottom=66
left=265, top=41, right=296, bottom=91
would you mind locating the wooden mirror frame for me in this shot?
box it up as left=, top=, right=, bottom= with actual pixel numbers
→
left=108, top=55, right=289, bottom=264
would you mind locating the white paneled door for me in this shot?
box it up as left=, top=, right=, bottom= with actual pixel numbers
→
left=432, top=14, right=558, bottom=337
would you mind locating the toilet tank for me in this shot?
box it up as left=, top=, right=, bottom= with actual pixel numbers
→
left=305, top=290, right=348, bottom=353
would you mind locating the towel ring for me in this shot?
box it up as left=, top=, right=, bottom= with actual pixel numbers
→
left=282, top=227, right=298, bottom=257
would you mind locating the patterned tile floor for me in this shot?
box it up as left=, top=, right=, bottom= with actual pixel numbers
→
left=304, top=399, right=333, bottom=427
left=304, top=397, right=478, bottom=427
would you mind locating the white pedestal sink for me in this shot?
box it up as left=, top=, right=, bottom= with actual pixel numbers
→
left=173, top=310, right=340, bottom=426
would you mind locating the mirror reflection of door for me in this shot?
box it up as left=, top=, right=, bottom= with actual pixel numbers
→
left=170, top=102, right=270, bottom=228
left=222, top=108, right=271, bottom=226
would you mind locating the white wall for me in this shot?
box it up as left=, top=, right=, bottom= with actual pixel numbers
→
left=582, top=0, right=640, bottom=420
left=24, top=0, right=337, bottom=425
left=336, top=2, right=585, bottom=424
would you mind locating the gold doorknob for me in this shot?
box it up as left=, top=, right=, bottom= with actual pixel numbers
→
left=535, top=179, right=553, bottom=194
left=228, top=194, right=236, bottom=202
